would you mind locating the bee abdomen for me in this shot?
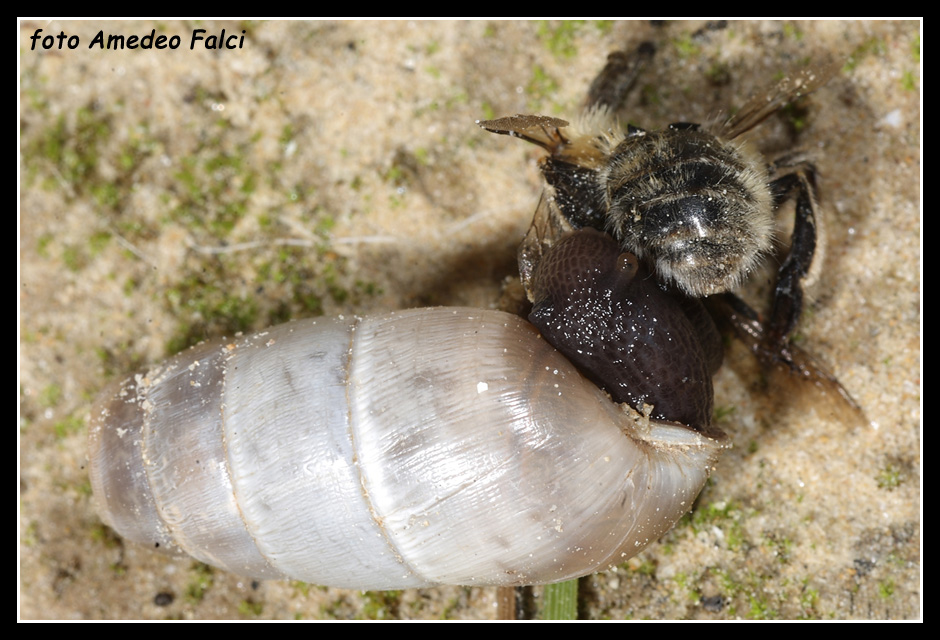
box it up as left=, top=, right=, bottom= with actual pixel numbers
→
left=602, top=127, right=773, bottom=296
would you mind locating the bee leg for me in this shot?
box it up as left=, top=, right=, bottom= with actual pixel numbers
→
left=766, top=163, right=820, bottom=350
left=586, top=42, right=655, bottom=112
left=705, top=292, right=764, bottom=351
left=708, top=162, right=862, bottom=414
left=706, top=292, right=862, bottom=413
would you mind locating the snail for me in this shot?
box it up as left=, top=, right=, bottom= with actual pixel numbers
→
left=87, top=229, right=727, bottom=589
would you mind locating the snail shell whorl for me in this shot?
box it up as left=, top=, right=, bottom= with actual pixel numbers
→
left=88, top=308, right=726, bottom=589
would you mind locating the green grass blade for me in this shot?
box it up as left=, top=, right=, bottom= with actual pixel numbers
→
left=540, top=580, right=578, bottom=620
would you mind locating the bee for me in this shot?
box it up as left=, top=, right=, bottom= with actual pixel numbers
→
left=480, top=43, right=854, bottom=402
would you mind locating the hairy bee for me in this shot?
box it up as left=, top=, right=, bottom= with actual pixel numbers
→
left=480, top=43, right=849, bottom=389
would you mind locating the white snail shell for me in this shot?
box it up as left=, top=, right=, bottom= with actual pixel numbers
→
left=88, top=307, right=726, bottom=589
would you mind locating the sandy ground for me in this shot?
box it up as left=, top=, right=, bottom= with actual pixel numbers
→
left=19, top=20, right=920, bottom=620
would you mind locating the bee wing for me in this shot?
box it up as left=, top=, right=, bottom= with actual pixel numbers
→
left=481, top=114, right=602, bottom=300
left=477, top=115, right=570, bottom=153
left=719, top=61, right=841, bottom=139
left=706, top=292, right=864, bottom=420
left=517, top=190, right=575, bottom=302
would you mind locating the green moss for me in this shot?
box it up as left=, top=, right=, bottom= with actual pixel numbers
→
left=439, top=592, right=465, bottom=620
left=22, top=521, right=38, bottom=547
left=783, top=22, right=804, bottom=41
left=169, top=146, right=257, bottom=238
left=798, top=583, right=820, bottom=619
left=62, top=244, right=85, bottom=271
left=672, top=34, right=700, bottom=59
left=691, top=500, right=746, bottom=551
left=673, top=571, right=702, bottom=603
left=184, top=563, right=215, bottom=604
left=58, top=109, right=107, bottom=183
left=88, top=230, right=112, bottom=256
left=241, top=170, right=257, bottom=195
left=286, top=184, right=306, bottom=202
left=115, top=217, right=155, bottom=244
left=845, top=37, right=887, bottom=71
left=358, top=590, right=402, bottom=620
left=526, top=65, right=560, bottom=112
left=901, top=70, right=917, bottom=91
left=631, top=557, right=657, bottom=576
left=782, top=102, right=810, bottom=133
left=713, top=404, right=736, bottom=422
left=122, top=277, right=139, bottom=297
left=714, top=568, right=742, bottom=598
left=706, top=61, right=732, bottom=86
left=763, top=532, right=794, bottom=564
left=92, top=182, right=120, bottom=209
left=21, top=86, right=378, bottom=369
left=163, top=273, right=260, bottom=355
left=537, top=21, right=585, bottom=59
left=89, top=522, right=121, bottom=548
left=314, top=214, right=335, bottom=237
left=24, top=106, right=155, bottom=220
left=876, top=464, right=902, bottom=489
left=76, top=480, right=93, bottom=497
left=36, top=233, right=53, bottom=258
left=238, top=599, right=264, bottom=616
left=54, top=413, right=85, bottom=439
left=413, top=147, right=429, bottom=165
left=383, top=164, right=404, bottom=185
left=279, top=124, right=294, bottom=146
left=877, top=578, right=895, bottom=599
left=693, top=500, right=736, bottom=525
left=747, top=594, right=778, bottom=620
left=356, top=279, right=382, bottom=297
left=38, top=384, right=62, bottom=409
